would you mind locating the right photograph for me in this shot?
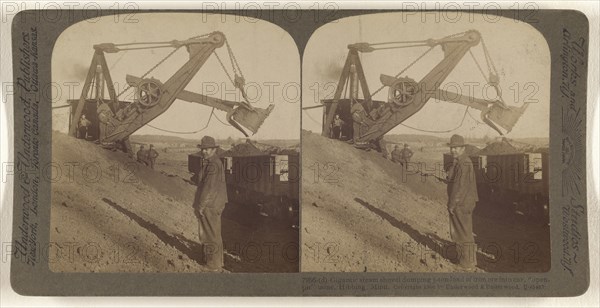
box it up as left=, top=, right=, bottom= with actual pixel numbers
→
left=301, top=12, right=550, bottom=273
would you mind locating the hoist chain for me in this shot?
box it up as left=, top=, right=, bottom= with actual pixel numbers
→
left=225, top=39, right=244, bottom=79
left=213, top=50, right=235, bottom=85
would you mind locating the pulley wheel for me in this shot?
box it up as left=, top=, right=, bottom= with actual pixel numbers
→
left=137, top=80, right=162, bottom=108
left=388, top=81, right=417, bottom=106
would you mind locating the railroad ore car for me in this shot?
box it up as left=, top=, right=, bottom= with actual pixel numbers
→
left=188, top=151, right=299, bottom=223
left=443, top=145, right=549, bottom=223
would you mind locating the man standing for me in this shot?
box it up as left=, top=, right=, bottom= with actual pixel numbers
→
left=136, top=145, right=149, bottom=166
left=350, top=102, right=367, bottom=144
left=391, top=145, right=403, bottom=164
left=331, top=114, right=344, bottom=139
left=399, top=143, right=414, bottom=166
left=97, top=101, right=114, bottom=144
left=446, top=134, right=479, bottom=271
left=147, top=144, right=159, bottom=169
left=193, top=136, right=227, bottom=271
left=78, top=114, right=92, bottom=139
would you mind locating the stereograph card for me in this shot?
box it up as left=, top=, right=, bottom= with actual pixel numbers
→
left=3, top=5, right=594, bottom=297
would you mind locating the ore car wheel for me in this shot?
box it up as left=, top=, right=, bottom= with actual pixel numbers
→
left=137, top=80, right=162, bottom=108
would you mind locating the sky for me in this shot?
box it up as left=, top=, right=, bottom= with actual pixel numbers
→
left=302, top=12, right=551, bottom=139
left=51, top=13, right=300, bottom=140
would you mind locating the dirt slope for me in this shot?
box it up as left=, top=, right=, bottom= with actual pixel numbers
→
left=301, top=130, right=550, bottom=273
left=50, top=131, right=297, bottom=273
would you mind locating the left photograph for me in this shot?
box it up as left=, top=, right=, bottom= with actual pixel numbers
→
left=50, top=13, right=300, bottom=273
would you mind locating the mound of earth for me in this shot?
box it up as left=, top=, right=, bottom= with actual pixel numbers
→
left=273, top=148, right=300, bottom=155
left=222, top=141, right=265, bottom=157
left=464, top=144, right=481, bottom=156
left=477, top=139, right=519, bottom=155
left=50, top=131, right=297, bottom=273
left=252, top=141, right=300, bottom=155
left=222, top=140, right=300, bottom=157
left=301, top=130, right=550, bottom=273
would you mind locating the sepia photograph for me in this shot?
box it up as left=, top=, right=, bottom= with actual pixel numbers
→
left=5, top=4, right=594, bottom=298
left=49, top=13, right=300, bottom=273
left=301, top=12, right=550, bottom=273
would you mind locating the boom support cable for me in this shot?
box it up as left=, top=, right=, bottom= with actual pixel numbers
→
left=370, top=44, right=432, bottom=51
left=367, top=39, right=430, bottom=46
left=369, top=46, right=436, bottom=98
left=110, top=32, right=214, bottom=99
left=116, top=45, right=183, bottom=98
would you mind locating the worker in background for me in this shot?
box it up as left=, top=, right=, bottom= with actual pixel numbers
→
left=136, top=145, right=149, bottom=166
left=78, top=114, right=91, bottom=139
left=446, top=134, right=479, bottom=272
left=350, top=102, right=367, bottom=144
left=147, top=144, right=159, bottom=169
left=391, top=145, right=403, bottom=164
left=399, top=143, right=414, bottom=166
left=193, top=136, right=227, bottom=271
left=96, top=101, right=114, bottom=144
left=331, top=114, right=344, bottom=139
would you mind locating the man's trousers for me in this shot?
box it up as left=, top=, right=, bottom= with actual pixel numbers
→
left=198, top=207, right=224, bottom=269
left=449, top=205, right=477, bottom=268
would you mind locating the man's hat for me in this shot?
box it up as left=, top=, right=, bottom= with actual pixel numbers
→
left=447, top=134, right=467, bottom=147
left=197, top=136, right=218, bottom=149
left=404, top=143, right=409, bottom=147
left=149, top=144, right=154, bottom=147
